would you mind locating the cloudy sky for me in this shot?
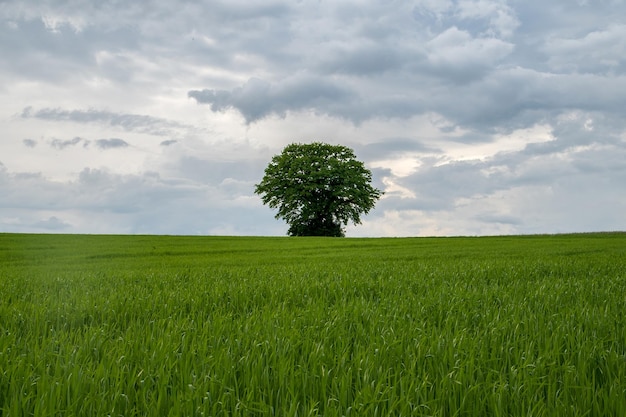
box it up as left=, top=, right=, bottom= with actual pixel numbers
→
left=1, top=0, right=625, bottom=236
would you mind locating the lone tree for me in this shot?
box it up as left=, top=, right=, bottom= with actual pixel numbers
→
left=255, top=142, right=383, bottom=237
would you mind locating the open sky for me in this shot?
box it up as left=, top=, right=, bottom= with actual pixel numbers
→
left=1, top=0, right=625, bottom=236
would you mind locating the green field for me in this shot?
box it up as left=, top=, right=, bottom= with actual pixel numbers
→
left=1, top=233, right=625, bottom=416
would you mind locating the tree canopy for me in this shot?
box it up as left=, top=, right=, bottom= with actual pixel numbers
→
left=255, top=142, right=383, bottom=237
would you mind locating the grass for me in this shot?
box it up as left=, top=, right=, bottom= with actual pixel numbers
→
left=1, top=232, right=625, bottom=416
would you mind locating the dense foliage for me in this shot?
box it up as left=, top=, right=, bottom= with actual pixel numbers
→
left=1, top=233, right=625, bottom=416
left=255, top=142, right=382, bottom=236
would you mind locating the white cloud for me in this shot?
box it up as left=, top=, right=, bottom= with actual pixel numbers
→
left=425, top=26, right=514, bottom=81
left=455, top=0, right=520, bottom=37
left=543, top=24, right=626, bottom=74
left=1, top=0, right=625, bottom=236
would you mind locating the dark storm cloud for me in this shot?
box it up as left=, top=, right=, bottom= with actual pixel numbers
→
left=50, top=136, right=83, bottom=149
left=46, top=136, right=130, bottom=150
left=189, top=75, right=355, bottom=123
left=184, top=0, right=626, bottom=134
left=95, top=138, right=128, bottom=149
left=316, top=42, right=409, bottom=76
left=10, top=0, right=626, bottom=132
left=160, top=140, right=178, bottom=146
left=22, top=138, right=37, bottom=147
left=21, top=107, right=197, bottom=137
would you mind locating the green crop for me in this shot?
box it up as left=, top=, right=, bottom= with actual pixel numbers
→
left=1, top=233, right=625, bottom=416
